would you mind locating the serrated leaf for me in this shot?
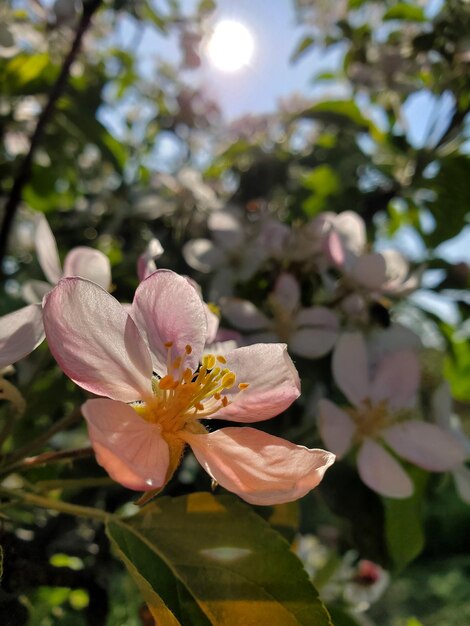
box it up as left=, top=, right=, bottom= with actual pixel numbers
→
left=107, top=493, right=333, bottom=626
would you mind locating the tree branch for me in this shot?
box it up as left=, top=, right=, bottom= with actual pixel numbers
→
left=0, top=0, right=103, bottom=275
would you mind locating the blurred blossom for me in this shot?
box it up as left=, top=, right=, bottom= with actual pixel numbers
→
left=221, top=273, right=339, bottom=359
left=324, top=212, right=422, bottom=318
left=432, top=382, right=470, bottom=503
left=4, top=131, right=30, bottom=156
left=22, top=214, right=112, bottom=304
left=294, top=534, right=389, bottom=612
left=137, top=238, right=164, bottom=282
left=183, top=206, right=266, bottom=299
left=318, top=333, right=466, bottom=498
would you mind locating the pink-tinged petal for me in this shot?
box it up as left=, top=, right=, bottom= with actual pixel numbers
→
left=318, top=399, right=355, bottom=457
left=453, top=466, right=470, bottom=504
left=295, top=306, right=339, bottom=329
left=183, top=239, right=224, bottom=273
left=184, top=427, right=335, bottom=505
left=271, top=273, right=300, bottom=314
left=215, top=344, right=301, bottom=423
left=35, top=214, right=62, bottom=284
left=351, top=253, right=387, bottom=290
left=0, top=304, right=44, bottom=369
left=290, top=328, right=338, bottom=358
left=333, top=211, right=366, bottom=254
left=382, top=421, right=467, bottom=471
left=357, top=439, right=413, bottom=498
left=370, top=350, right=420, bottom=410
left=82, top=399, right=169, bottom=491
left=220, top=298, right=270, bottom=331
left=137, top=238, right=164, bottom=281
left=43, top=278, right=152, bottom=402
left=332, top=333, right=370, bottom=406
left=324, top=230, right=345, bottom=266
left=63, top=247, right=111, bottom=290
left=132, top=270, right=207, bottom=374
left=22, top=279, right=52, bottom=304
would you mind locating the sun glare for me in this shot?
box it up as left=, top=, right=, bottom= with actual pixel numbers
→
left=205, top=20, right=255, bottom=73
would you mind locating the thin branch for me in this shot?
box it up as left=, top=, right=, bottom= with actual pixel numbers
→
left=0, top=406, right=82, bottom=470
left=0, top=0, right=103, bottom=274
left=0, top=486, right=110, bottom=522
left=3, top=446, right=93, bottom=475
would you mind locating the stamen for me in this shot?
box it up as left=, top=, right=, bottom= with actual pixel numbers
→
left=159, top=374, right=175, bottom=390
left=238, top=383, right=249, bottom=390
left=172, top=356, right=183, bottom=370
left=185, top=345, right=192, bottom=354
left=202, top=354, right=216, bottom=370
left=164, top=341, right=173, bottom=348
left=221, top=372, right=236, bottom=389
left=217, top=355, right=227, bottom=364
left=221, top=396, right=229, bottom=407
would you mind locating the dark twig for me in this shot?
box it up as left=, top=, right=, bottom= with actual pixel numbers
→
left=0, top=0, right=103, bottom=275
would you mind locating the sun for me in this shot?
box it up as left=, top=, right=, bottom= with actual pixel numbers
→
left=205, top=20, right=255, bottom=73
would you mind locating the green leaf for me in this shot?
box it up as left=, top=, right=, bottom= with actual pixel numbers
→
left=301, top=165, right=340, bottom=217
left=424, top=156, right=470, bottom=247
left=443, top=331, right=470, bottom=402
left=291, top=36, right=315, bottom=63
left=383, top=4, right=426, bottom=22
left=107, top=493, right=333, bottom=626
left=384, top=468, right=428, bottom=571
left=298, top=100, right=384, bottom=141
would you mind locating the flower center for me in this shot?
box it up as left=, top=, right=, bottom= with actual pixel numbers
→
left=134, top=343, right=248, bottom=435
left=347, top=399, right=395, bottom=442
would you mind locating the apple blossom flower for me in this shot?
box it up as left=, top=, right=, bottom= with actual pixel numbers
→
left=432, top=382, right=470, bottom=504
left=183, top=206, right=266, bottom=299
left=318, top=333, right=466, bottom=498
left=22, top=214, right=111, bottom=303
left=324, top=211, right=421, bottom=298
left=0, top=304, right=44, bottom=370
left=43, top=270, right=334, bottom=505
left=221, top=273, right=339, bottom=359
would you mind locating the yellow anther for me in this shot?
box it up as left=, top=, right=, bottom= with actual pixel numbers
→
left=217, top=355, right=227, bottom=364
left=221, top=396, right=229, bottom=407
left=221, top=372, right=236, bottom=389
left=238, top=383, right=249, bottom=390
left=164, top=341, right=173, bottom=348
left=159, top=374, right=175, bottom=390
left=172, top=356, right=183, bottom=370
left=185, top=344, right=192, bottom=354
left=202, top=354, right=216, bottom=370
left=208, top=302, right=220, bottom=316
